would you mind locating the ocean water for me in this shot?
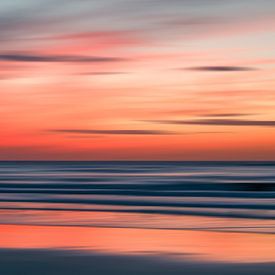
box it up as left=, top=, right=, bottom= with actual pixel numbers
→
left=0, top=161, right=275, bottom=233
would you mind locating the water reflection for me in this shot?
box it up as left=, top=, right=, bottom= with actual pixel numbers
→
left=1, top=224, right=275, bottom=263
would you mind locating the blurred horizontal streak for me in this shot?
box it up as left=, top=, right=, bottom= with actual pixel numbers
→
left=1, top=188, right=275, bottom=198
left=1, top=206, right=275, bottom=220
left=1, top=162, right=275, bottom=228
left=0, top=53, right=125, bottom=63
left=1, top=196, right=275, bottom=211
left=50, top=129, right=174, bottom=135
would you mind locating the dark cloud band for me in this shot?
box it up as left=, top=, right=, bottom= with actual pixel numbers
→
left=198, top=113, right=252, bottom=117
left=0, top=53, right=124, bottom=63
left=149, top=119, right=275, bottom=127
left=51, top=129, right=172, bottom=135
left=186, top=66, right=256, bottom=72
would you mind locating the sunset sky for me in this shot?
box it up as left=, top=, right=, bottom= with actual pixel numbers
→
left=1, top=0, right=275, bottom=160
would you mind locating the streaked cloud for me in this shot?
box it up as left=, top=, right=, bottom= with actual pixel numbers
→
left=50, top=129, right=173, bottom=135
left=198, top=113, right=253, bottom=117
left=185, top=66, right=257, bottom=72
left=149, top=119, right=275, bottom=127
left=0, top=53, right=124, bottom=63
left=78, top=72, right=128, bottom=76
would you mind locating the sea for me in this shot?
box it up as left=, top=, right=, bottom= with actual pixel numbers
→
left=0, top=161, right=275, bottom=233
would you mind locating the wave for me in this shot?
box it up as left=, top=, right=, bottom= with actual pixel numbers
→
left=0, top=161, right=275, bottom=229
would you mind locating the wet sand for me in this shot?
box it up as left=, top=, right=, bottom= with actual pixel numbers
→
left=1, top=248, right=275, bottom=275
left=0, top=224, right=275, bottom=274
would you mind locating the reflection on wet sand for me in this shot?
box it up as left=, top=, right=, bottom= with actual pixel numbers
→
left=1, top=224, right=275, bottom=263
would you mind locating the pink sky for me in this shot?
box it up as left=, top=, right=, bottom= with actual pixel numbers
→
left=1, top=0, right=275, bottom=160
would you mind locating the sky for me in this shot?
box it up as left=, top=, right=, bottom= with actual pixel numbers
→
left=1, top=0, right=275, bottom=160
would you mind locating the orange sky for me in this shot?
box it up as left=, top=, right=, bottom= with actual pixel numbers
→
left=1, top=0, right=275, bottom=160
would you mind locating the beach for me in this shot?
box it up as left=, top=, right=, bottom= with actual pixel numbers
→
left=1, top=224, right=275, bottom=274
left=2, top=0, right=275, bottom=273
left=0, top=161, right=275, bottom=274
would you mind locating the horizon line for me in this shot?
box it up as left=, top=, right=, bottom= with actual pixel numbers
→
left=1, top=160, right=275, bottom=162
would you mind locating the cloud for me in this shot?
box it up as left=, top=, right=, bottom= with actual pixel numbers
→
left=78, top=72, right=128, bottom=76
left=149, top=119, right=275, bottom=127
left=162, top=16, right=222, bottom=27
left=198, top=113, right=252, bottom=117
left=186, top=66, right=256, bottom=72
left=0, top=53, right=125, bottom=63
left=51, top=129, right=173, bottom=135
left=51, top=129, right=226, bottom=136
left=162, top=111, right=253, bottom=118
